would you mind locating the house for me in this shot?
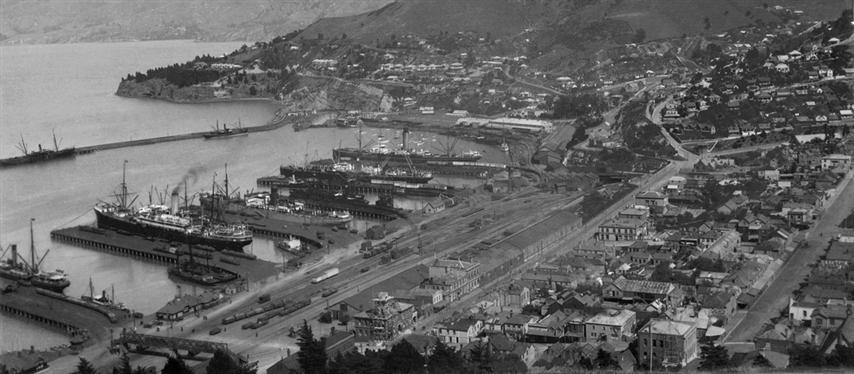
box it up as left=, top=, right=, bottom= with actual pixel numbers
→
left=636, top=191, right=669, bottom=214
left=423, top=258, right=480, bottom=302
left=499, top=283, right=530, bottom=309
left=352, top=292, right=416, bottom=342
left=699, top=289, right=738, bottom=319
left=821, top=154, right=852, bottom=171
left=267, top=331, right=356, bottom=374
left=812, top=305, right=853, bottom=333
left=618, top=207, right=651, bottom=220
left=155, top=291, right=223, bottom=321
left=422, top=197, right=446, bottom=214
left=787, top=285, right=852, bottom=326
left=638, top=320, right=699, bottom=368
left=597, top=218, right=649, bottom=241
left=499, top=313, right=537, bottom=340
left=434, top=317, right=483, bottom=348
left=526, top=310, right=571, bottom=343
left=821, top=241, right=854, bottom=269
left=584, top=309, right=637, bottom=343
left=603, top=276, right=683, bottom=305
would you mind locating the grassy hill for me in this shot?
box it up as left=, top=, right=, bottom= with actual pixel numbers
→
left=0, top=0, right=391, bottom=44
left=297, top=0, right=555, bottom=42
left=297, top=0, right=849, bottom=47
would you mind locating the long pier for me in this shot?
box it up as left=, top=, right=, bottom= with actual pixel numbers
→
left=0, top=285, right=112, bottom=345
left=50, top=226, right=279, bottom=283
left=73, top=111, right=293, bottom=155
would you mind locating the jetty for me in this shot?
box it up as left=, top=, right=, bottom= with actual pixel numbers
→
left=50, top=226, right=278, bottom=283
left=0, top=284, right=111, bottom=345
left=74, top=110, right=293, bottom=154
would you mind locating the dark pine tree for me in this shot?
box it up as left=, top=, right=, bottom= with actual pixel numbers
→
left=468, top=341, right=494, bottom=374
left=162, top=353, right=193, bottom=374
left=384, top=340, right=425, bottom=374
left=427, top=340, right=465, bottom=374
left=595, top=349, right=619, bottom=369
left=296, top=320, right=327, bottom=374
left=75, top=358, right=99, bottom=374
left=206, top=349, right=254, bottom=374
left=699, top=345, right=731, bottom=370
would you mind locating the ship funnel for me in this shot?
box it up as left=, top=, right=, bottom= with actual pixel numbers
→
left=170, top=190, right=180, bottom=214
left=270, top=187, right=279, bottom=206
left=10, top=244, right=17, bottom=266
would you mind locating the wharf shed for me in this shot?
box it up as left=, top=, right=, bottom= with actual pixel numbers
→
left=491, top=210, right=582, bottom=263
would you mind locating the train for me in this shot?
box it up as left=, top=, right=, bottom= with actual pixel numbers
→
left=221, top=298, right=310, bottom=325
left=311, top=267, right=340, bottom=284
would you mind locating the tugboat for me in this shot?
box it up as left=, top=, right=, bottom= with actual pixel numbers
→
left=81, top=278, right=129, bottom=312
left=203, top=120, right=249, bottom=139
left=0, top=219, right=70, bottom=293
left=276, top=237, right=304, bottom=254
left=0, top=131, right=76, bottom=168
left=94, top=161, right=253, bottom=251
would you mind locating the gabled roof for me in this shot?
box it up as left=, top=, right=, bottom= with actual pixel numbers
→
left=610, top=276, right=675, bottom=295
left=642, top=320, right=693, bottom=336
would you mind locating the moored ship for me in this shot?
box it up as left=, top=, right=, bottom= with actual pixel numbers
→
left=201, top=191, right=353, bottom=226
left=94, top=162, right=252, bottom=251
left=0, top=220, right=71, bottom=293
left=203, top=120, right=249, bottom=139
left=332, top=147, right=481, bottom=165
left=0, top=132, right=76, bottom=168
left=279, top=161, right=433, bottom=185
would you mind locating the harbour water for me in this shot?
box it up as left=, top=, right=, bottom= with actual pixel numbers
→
left=0, top=40, right=502, bottom=353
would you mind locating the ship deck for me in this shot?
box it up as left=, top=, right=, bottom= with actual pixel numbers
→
left=220, top=211, right=360, bottom=248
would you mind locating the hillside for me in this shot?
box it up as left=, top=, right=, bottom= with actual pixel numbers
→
left=0, top=0, right=391, bottom=44
left=296, top=0, right=554, bottom=42
left=297, top=0, right=848, bottom=46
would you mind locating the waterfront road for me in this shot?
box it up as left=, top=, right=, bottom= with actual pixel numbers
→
left=724, top=166, right=854, bottom=343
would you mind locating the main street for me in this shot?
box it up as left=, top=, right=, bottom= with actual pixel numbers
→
left=724, top=165, right=854, bottom=343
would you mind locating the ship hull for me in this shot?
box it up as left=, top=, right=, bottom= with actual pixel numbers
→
left=94, top=209, right=251, bottom=251
left=279, top=165, right=432, bottom=184
left=0, top=148, right=76, bottom=168
left=203, top=130, right=249, bottom=139
left=0, top=269, right=70, bottom=293
left=200, top=196, right=352, bottom=226
left=332, top=148, right=480, bottom=164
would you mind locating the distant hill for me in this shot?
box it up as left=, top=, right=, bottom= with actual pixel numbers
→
left=296, top=0, right=553, bottom=42
left=0, top=0, right=391, bottom=44
left=297, top=0, right=848, bottom=44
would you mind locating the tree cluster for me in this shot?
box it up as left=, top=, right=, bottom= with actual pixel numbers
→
left=789, top=344, right=854, bottom=368
left=296, top=320, right=528, bottom=374
left=551, top=93, right=608, bottom=119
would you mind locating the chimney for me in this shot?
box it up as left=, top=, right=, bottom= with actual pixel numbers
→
left=10, top=244, right=17, bottom=266
left=170, top=191, right=180, bottom=214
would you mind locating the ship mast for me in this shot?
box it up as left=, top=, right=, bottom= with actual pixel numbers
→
left=29, top=218, right=37, bottom=274
left=120, top=160, right=128, bottom=210
left=224, top=163, right=229, bottom=199
left=52, top=130, right=60, bottom=151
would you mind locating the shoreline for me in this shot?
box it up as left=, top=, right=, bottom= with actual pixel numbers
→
left=114, top=92, right=280, bottom=105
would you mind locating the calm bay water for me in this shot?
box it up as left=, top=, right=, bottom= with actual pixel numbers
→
left=0, top=40, right=500, bottom=353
